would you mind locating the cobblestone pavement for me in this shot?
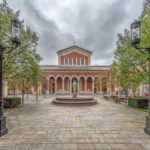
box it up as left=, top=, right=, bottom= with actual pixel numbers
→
left=0, top=95, right=150, bottom=150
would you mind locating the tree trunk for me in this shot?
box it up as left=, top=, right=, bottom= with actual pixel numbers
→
left=36, top=87, right=38, bottom=101
left=22, top=81, right=25, bottom=105
left=22, top=90, right=24, bottom=105
left=27, top=88, right=28, bottom=99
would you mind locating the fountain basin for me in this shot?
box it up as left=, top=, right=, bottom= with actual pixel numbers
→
left=52, top=97, right=97, bottom=106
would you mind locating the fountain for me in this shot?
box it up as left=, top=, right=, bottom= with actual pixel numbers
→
left=52, top=80, right=97, bottom=106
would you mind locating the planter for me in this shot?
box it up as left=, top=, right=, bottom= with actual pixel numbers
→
left=104, top=96, right=109, bottom=100
left=112, top=97, right=120, bottom=103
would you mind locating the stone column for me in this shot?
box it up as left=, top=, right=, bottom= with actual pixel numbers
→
left=92, top=79, right=94, bottom=94
left=109, top=83, right=111, bottom=95
left=55, top=79, right=57, bottom=94
left=78, top=79, right=80, bottom=94
left=70, top=79, right=72, bottom=94
left=62, top=78, right=64, bottom=94
left=47, top=78, right=49, bottom=95
left=85, top=78, right=87, bottom=94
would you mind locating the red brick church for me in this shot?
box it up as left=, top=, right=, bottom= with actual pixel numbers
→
left=39, top=45, right=116, bottom=95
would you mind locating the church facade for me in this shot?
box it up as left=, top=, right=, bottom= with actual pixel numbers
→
left=40, top=45, right=116, bottom=95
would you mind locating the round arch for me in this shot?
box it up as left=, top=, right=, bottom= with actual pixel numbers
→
left=71, top=75, right=79, bottom=81
left=79, top=76, right=86, bottom=93
left=64, top=76, right=70, bottom=93
left=56, top=76, right=63, bottom=92
left=86, top=75, right=94, bottom=81
left=86, top=76, right=93, bottom=92
left=56, top=75, right=64, bottom=80
left=48, top=75, right=56, bottom=80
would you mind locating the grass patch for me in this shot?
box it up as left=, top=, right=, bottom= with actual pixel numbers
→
left=4, top=106, right=22, bottom=112
left=128, top=106, right=148, bottom=112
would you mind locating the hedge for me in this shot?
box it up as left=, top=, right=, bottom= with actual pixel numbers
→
left=128, top=97, right=148, bottom=109
left=3, top=97, right=21, bottom=108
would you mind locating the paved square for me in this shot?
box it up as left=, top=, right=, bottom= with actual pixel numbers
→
left=0, top=95, right=150, bottom=150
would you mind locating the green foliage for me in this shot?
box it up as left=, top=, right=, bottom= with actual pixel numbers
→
left=3, top=97, right=21, bottom=108
left=111, top=4, right=150, bottom=92
left=0, top=0, right=42, bottom=98
left=128, top=106, right=148, bottom=112
left=111, top=29, right=148, bottom=91
left=128, top=98, right=148, bottom=109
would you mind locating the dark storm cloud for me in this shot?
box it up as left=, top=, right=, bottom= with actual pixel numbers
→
left=13, top=0, right=76, bottom=64
left=74, top=0, right=129, bottom=58
left=4, top=0, right=144, bottom=65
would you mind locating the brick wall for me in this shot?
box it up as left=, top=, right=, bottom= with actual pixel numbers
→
left=57, top=77, right=62, bottom=91
left=87, top=77, right=92, bottom=91
left=61, top=52, right=88, bottom=65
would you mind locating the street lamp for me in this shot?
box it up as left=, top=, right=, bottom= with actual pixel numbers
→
left=131, top=20, right=150, bottom=135
left=11, top=20, right=21, bottom=45
left=0, top=19, right=21, bottom=136
left=131, top=20, right=141, bottom=47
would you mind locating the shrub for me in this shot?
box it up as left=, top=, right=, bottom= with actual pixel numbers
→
left=104, top=96, right=109, bottom=100
left=3, top=97, right=21, bottom=108
left=128, top=97, right=148, bottom=109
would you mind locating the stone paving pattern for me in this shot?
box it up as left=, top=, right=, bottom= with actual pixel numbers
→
left=0, top=95, right=150, bottom=150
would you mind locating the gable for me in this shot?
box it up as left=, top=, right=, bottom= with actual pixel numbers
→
left=57, top=45, right=92, bottom=65
left=57, top=45, right=92, bottom=56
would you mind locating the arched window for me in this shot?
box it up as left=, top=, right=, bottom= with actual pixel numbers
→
left=64, top=57, right=68, bottom=65
left=72, top=57, right=77, bottom=65
left=81, top=58, right=85, bottom=65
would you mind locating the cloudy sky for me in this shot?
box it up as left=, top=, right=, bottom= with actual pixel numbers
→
left=2, top=0, right=144, bottom=65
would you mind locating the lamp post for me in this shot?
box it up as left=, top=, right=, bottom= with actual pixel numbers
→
left=131, top=20, right=150, bottom=135
left=0, top=19, right=21, bottom=136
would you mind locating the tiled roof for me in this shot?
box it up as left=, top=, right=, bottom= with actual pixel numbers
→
left=57, top=45, right=92, bottom=54
left=40, top=65, right=110, bottom=71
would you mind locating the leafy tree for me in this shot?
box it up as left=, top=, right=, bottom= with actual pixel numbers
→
left=111, top=29, right=148, bottom=95
left=0, top=0, right=42, bottom=102
left=111, top=1, right=150, bottom=96
left=7, top=78, right=18, bottom=97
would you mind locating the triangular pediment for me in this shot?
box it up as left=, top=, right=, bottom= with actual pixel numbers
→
left=57, top=45, right=92, bottom=56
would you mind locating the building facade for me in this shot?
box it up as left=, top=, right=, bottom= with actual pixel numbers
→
left=40, top=45, right=116, bottom=95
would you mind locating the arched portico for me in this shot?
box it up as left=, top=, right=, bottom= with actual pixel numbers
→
left=40, top=73, right=112, bottom=95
